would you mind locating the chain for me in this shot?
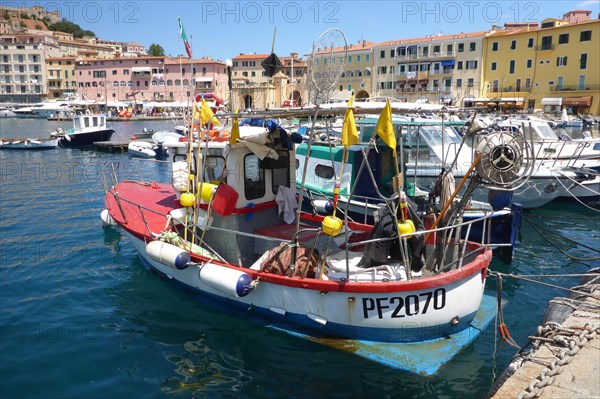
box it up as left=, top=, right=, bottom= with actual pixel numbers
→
left=517, top=324, right=599, bottom=399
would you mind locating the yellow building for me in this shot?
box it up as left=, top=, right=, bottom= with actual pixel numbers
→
left=45, top=56, right=76, bottom=99
left=482, top=11, right=599, bottom=115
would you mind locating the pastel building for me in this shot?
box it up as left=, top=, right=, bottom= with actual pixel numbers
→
left=75, top=56, right=228, bottom=103
left=46, top=56, right=76, bottom=99
left=482, top=11, right=600, bottom=114
left=0, top=33, right=49, bottom=102
left=387, top=32, right=487, bottom=106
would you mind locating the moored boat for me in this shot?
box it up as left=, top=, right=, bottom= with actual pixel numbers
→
left=51, top=114, right=115, bottom=148
left=0, top=137, right=59, bottom=150
left=100, top=105, right=529, bottom=375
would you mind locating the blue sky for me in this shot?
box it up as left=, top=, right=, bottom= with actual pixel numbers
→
left=13, top=1, right=600, bottom=61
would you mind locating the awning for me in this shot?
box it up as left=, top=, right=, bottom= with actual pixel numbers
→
left=195, top=77, right=214, bottom=83
left=440, top=60, right=455, bottom=67
left=562, top=96, right=592, bottom=106
left=131, top=67, right=151, bottom=73
left=541, top=98, right=562, bottom=106
left=498, top=97, right=524, bottom=102
left=463, top=97, right=489, bottom=102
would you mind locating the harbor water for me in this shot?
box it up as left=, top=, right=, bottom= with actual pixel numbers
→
left=1, top=119, right=599, bottom=398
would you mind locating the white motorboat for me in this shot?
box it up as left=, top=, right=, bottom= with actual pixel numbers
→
left=50, top=114, right=114, bottom=147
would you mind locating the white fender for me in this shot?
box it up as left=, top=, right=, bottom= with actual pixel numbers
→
left=100, top=209, right=117, bottom=227
left=146, top=241, right=191, bottom=270
left=198, top=263, right=255, bottom=297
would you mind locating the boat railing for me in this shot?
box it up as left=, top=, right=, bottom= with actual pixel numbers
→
left=304, top=186, right=388, bottom=224
left=341, top=209, right=494, bottom=277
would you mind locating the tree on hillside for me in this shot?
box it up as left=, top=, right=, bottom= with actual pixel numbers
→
left=148, top=43, right=165, bottom=56
left=47, top=18, right=95, bottom=38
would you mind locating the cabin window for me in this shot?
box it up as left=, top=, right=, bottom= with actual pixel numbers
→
left=315, top=164, right=335, bottom=180
left=84, top=117, right=90, bottom=128
left=204, top=156, right=225, bottom=183
left=92, top=116, right=98, bottom=127
left=271, top=151, right=290, bottom=194
left=244, top=154, right=265, bottom=200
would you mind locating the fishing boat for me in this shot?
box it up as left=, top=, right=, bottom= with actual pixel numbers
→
left=101, top=104, right=530, bottom=375
left=0, top=137, right=59, bottom=150
left=50, top=114, right=114, bottom=148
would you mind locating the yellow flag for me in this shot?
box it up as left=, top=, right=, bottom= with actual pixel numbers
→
left=376, top=100, right=396, bottom=149
left=341, top=96, right=358, bottom=147
left=230, top=116, right=240, bottom=145
left=200, top=97, right=221, bottom=126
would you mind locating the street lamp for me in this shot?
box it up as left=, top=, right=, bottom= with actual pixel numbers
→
left=225, top=59, right=233, bottom=111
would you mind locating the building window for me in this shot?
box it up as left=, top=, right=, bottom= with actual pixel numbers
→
left=466, top=60, right=477, bottom=69
left=390, top=49, right=395, bottom=58
left=447, top=44, right=453, bottom=54
left=348, top=55, right=352, bottom=62
left=509, top=60, right=515, bottom=74
left=510, top=40, right=516, bottom=50
left=527, top=38, right=534, bottom=48
left=578, top=75, right=585, bottom=90
left=580, top=30, right=592, bottom=42
left=558, top=33, right=569, bottom=44
left=458, top=43, right=464, bottom=52
left=380, top=50, right=385, bottom=58
left=365, top=54, right=370, bottom=61
left=491, top=62, right=497, bottom=71
left=556, top=56, right=567, bottom=67
left=356, top=55, right=361, bottom=62
left=492, top=42, right=498, bottom=51
left=527, top=59, right=532, bottom=68
left=580, top=53, right=587, bottom=69
left=467, top=78, right=474, bottom=87
left=456, top=61, right=463, bottom=70
left=541, top=36, right=552, bottom=50
left=469, top=42, right=476, bottom=51
left=456, top=79, right=462, bottom=87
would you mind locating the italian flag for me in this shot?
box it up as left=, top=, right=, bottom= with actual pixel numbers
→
left=178, top=17, right=192, bottom=59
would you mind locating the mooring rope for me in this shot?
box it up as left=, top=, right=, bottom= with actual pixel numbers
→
left=553, top=172, right=600, bottom=212
left=489, top=271, right=600, bottom=301
left=522, top=217, right=600, bottom=261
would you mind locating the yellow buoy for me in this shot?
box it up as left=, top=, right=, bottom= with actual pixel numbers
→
left=180, top=192, right=195, bottom=207
left=199, top=182, right=218, bottom=202
left=322, top=215, right=343, bottom=236
left=398, top=219, right=415, bottom=238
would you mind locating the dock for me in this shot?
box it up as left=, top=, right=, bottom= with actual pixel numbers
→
left=489, top=269, right=600, bottom=399
left=93, top=141, right=129, bottom=152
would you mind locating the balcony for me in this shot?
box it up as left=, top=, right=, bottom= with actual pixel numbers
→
left=535, top=44, right=555, bottom=51
left=490, top=85, right=532, bottom=93
left=550, top=84, right=600, bottom=91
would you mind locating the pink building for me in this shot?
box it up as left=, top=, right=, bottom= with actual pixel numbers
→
left=163, top=57, right=228, bottom=102
left=75, top=56, right=228, bottom=103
